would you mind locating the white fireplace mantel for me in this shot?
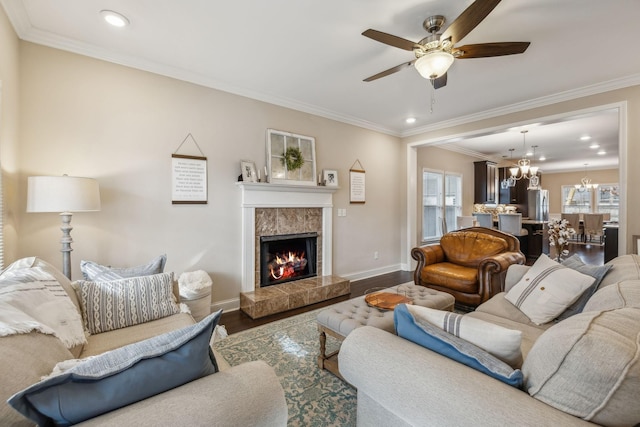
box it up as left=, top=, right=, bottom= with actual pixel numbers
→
left=237, top=182, right=337, bottom=292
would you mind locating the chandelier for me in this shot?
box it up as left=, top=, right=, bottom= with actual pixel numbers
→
left=507, top=130, right=540, bottom=189
left=575, top=163, right=598, bottom=192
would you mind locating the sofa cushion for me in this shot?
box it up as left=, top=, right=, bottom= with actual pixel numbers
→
left=80, top=254, right=167, bottom=281
left=403, top=305, right=523, bottom=367
left=599, top=254, right=640, bottom=288
left=394, top=304, right=523, bottom=387
left=522, top=307, right=640, bottom=426
left=440, top=231, right=508, bottom=268
left=76, top=272, right=181, bottom=334
left=557, top=254, right=613, bottom=320
left=9, top=311, right=222, bottom=426
left=582, top=280, right=640, bottom=312
left=0, top=333, right=74, bottom=426
left=421, top=262, right=478, bottom=292
left=80, top=312, right=195, bottom=357
left=505, top=254, right=594, bottom=325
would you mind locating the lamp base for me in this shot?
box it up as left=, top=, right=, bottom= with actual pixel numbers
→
left=59, top=212, right=73, bottom=280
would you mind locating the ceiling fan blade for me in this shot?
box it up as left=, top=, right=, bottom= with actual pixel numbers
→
left=362, top=29, right=417, bottom=51
left=454, top=42, right=530, bottom=58
left=441, top=0, right=502, bottom=45
left=433, top=73, right=447, bottom=89
left=363, top=60, right=416, bottom=82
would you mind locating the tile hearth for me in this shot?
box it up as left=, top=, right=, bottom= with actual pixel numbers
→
left=240, top=275, right=350, bottom=319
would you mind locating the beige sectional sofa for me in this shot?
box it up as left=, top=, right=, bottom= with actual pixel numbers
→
left=340, top=254, right=640, bottom=426
left=1, top=257, right=287, bottom=426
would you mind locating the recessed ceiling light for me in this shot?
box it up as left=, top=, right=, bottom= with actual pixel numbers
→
left=539, top=156, right=546, bottom=161
left=580, top=135, right=591, bottom=141
left=405, top=117, right=416, bottom=124
left=597, top=150, right=606, bottom=155
left=589, top=143, right=600, bottom=149
left=100, top=10, right=129, bottom=27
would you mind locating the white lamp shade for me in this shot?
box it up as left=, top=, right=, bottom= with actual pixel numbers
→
left=415, top=51, right=454, bottom=79
left=27, top=176, right=101, bottom=213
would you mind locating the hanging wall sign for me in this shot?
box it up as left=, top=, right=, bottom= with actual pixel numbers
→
left=171, top=134, right=208, bottom=204
left=349, top=159, right=366, bottom=204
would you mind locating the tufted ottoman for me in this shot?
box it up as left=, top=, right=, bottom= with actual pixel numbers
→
left=316, top=282, right=454, bottom=379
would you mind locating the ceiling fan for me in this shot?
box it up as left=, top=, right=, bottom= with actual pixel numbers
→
left=362, top=0, right=530, bottom=89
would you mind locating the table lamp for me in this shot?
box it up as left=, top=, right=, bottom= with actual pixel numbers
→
left=27, top=175, right=101, bottom=279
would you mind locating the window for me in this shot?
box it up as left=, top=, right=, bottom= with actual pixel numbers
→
left=561, top=185, right=591, bottom=214
left=562, top=183, right=619, bottom=222
left=596, top=184, right=619, bottom=221
left=422, top=169, right=462, bottom=241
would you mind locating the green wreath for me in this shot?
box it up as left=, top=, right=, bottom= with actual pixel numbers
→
left=282, top=146, right=305, bottom=171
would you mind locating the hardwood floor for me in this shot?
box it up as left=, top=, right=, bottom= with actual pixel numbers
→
left=220, top=243, right=602, bottom=334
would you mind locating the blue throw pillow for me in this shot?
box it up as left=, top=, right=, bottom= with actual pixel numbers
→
left=9, top=310, right=222, bottom=426
left=558, top=254, right=612, bottom=320
left=80, top=254, right=167, bottom=281
left=394, top=304, right=523, bottom=387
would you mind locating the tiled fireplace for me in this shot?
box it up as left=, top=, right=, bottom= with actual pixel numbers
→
left=237, top=183, right=350, bottom=318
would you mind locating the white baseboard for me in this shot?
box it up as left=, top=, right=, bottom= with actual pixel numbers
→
left=340, top=264, right=404, bottom=282
left=211, top=297, right=240, bottom=313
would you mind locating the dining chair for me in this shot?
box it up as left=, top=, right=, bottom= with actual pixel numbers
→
left=497, top=213, right=528, bottom=237
left=561, top=213, right=582, bottom=242
left=472, top=212, right=494, bottom=229
left=583, top=213, right=604, bottom=244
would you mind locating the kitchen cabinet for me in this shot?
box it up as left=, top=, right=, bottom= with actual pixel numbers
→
left=474, top=161, right=498, bottom=204
left=498, top=167, right=531, bottom=205
left=604, top=225, right=618, bottom=263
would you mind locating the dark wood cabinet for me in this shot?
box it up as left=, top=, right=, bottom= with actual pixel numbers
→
left=604, top=225, right=619, bottom=263
left=498, top=167, right=529, bottom=205
left=474, top=161, right=498, bottom=204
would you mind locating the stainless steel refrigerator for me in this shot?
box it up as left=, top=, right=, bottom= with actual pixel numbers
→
left=527, top=189, right=549, bottom=221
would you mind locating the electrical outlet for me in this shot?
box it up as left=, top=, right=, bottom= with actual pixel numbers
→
left=374, top=251, right=379, bottom=259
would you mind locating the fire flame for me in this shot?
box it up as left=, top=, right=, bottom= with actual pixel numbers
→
left=269, top=251, right=307, bottom=281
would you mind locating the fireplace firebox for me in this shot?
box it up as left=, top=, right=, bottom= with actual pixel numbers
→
left=260, top=232, right=317, bottom=287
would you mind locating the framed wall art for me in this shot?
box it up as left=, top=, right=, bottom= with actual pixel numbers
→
left=171, top=154, right=208, bottom=204
left=240, top=160, right=258, bottom=182
left=266, top=129, right=316, bottom=186
left=323, top=169, right=338, bottom=187
left=349, top=160, right=366, bottom=204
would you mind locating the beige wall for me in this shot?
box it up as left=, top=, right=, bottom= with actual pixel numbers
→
left=0, top=6, right=21, bottom=266
left=405, top=87, right=639, bottom=254
left=416, top=146, right=480, bottom=241
left=12, top=41, right=404, bottom=309
left=543, top=169, right=618, bottom=213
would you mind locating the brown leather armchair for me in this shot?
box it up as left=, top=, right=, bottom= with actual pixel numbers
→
left=411, top=227, right=525, bottom=307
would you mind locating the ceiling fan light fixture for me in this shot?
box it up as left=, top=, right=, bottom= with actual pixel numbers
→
left=415, top=51, right=454, bottom=79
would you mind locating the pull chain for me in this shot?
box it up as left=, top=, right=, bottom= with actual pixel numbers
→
left=429, top=79, right=436, bottom=114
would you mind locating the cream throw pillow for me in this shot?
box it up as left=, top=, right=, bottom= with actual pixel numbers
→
left=76, top=272, right=180, bottom=334
left=505, top=254, right=594, bottom=325
left=405, top=305, right=523, bottom=368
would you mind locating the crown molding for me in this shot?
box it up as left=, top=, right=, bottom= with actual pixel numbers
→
left=3, top=0, right=638, bottom=140
left=401, top=74, right=640, bottom=138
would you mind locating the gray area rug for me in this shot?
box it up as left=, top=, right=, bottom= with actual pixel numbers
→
left=213, top=309, right=356, bottom=427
